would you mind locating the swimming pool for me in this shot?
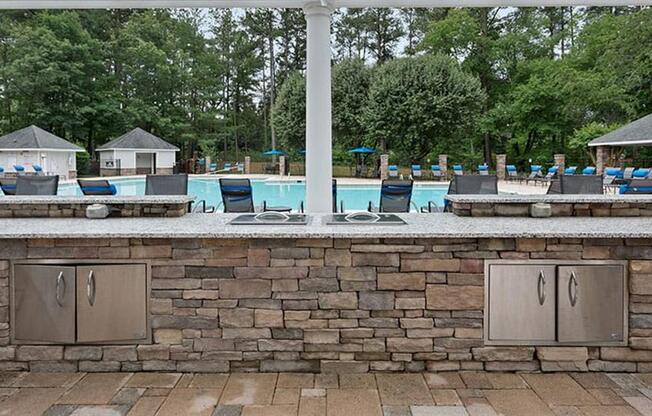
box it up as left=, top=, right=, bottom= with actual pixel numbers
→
left=61, top=178, right=448, bottom=212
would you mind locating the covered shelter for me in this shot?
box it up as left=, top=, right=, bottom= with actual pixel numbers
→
left=588, top=113, right=652, bottom=174
left=97, top=128, right=179, bottom=176
left=0, top=125, right=83, bottom=179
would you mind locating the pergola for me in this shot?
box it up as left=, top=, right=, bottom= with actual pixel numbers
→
left=0, top=0, right=643, bottom=211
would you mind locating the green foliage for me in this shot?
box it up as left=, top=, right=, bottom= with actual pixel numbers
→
left=76, top=151, right=91, bottom=175
left=332, top=59, right=372, bottom=149
left=567, top=122, right=620, bottom=166
left=272, top=72, right=305, bottom=151
left=364, top=54, right=485, bottom=162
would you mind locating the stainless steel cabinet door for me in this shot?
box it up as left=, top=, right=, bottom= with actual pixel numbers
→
left=488, top=265, right=557, bottom=342
left=558, top=265, right=624, bottom=343
left=13, top=265, right=75, bottom=343
left=76, top=264, right=147, bottom=343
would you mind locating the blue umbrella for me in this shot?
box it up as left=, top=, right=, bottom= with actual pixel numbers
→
left=263, top=149, right=284, bottom=156
left=349, top=147, right=376, bottom=154
left=298, top=149, right=306, bottom=155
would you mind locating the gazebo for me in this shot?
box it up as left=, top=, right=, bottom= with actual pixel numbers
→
left=0, top=125, right=84, bottom=179
left=97, top=128, right=180, bottom=177
left=588, top=113, right=652, bottom=173
left=0, top=0, right=643, bottom=210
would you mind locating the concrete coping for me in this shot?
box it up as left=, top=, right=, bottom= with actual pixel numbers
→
left=0, top=195, right=195, bottom=205
left=444, top=194, right=652, bottom=204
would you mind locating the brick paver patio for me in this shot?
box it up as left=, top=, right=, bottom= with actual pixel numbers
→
left=1, top=372, right=652, bottom=415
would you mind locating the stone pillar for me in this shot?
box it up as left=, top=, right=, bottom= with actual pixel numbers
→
left=380, top=154, right=389, bottom=180
left=279, top=155, right=286, bottom=177
left=554, top=154, right=565, bottom=173
left=205, top=156, right=211, bottom=173
left=595, top=146, right=612, bottom=174
left=496, top=154, right=507, bottom=181
left=439, top=154, right=448, bottom=179
left=303, top=1, right=333, bottom=212
left=244, top=156, right=251, bottom=174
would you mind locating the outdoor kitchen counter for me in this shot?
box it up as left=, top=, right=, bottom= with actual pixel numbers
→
left=0, top=212, right=651, bottom=239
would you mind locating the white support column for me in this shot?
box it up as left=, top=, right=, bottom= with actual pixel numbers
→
left=304, top=1, right=333, bottom=213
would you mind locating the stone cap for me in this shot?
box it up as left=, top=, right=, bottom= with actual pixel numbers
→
left=0, top=195, right=195, bottom=205
left=445, top=194, right=652, bottom=204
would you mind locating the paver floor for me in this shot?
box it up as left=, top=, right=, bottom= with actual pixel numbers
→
left=1, top=371, right=652, bottom=415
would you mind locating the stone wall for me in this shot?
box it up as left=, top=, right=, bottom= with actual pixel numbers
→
left=0, top=202, right=188, bottom=218
left=0, top=237, right=651, bottom=373
left=451, top=201, right=652, bottom=217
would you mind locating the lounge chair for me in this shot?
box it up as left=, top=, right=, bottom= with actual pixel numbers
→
left=623, top=167, right=636, bottom=181
left=582, top=167, right=596, bottom=175
left=478, top=165, right=489, bottom=175
left=430, top=165, right=442, bottom=180
left=603, top=167, right=621, bottom=186
left=13, top=165, right=25, bottom=175
left=411, top=165, right=422, bottom=180
left=506, top=165, right=518, bottom=181
left=526, top=165, right=543, bottom=184
left=422, top=175, right=498, bottom=213
left=237, top=162, right=244, bottom=173
left=146, top=174, right=213, bottom=213
left=0, top=166, right=4, bottom=178
left=632, top=168, right=650, bottom=180
left=368, top=179, right=415, bottom=213
left=208, top=162, right=217, bottom=173
left=78, top=179, right=117, bottom=196
left=32, top=165, right=44, bottom=176
left=620, top=179, right=652, bottom=194
left=388, top=165, right=398, bottom=178
left=564, top=166, right=577, bottom=175
left=542, top=166, right=559, bottom=181
left=0, top=178, right=16, bottom=195
left=453, top=165, right=463, bottom=176
left=15, top=175, right=59, bottom=195
left=218, top=178, right=264, bottom=213
left=548, top=175, right=603, bottom=194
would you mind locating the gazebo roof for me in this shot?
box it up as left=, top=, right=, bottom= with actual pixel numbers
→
left=588, top=114, right=652, bottom=147
left=0, top=125, right=84, bottom=152
left=97, top=128, right=180, bottom=151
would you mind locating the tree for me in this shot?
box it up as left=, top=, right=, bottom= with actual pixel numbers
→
left=272, top=71, right=305, bottom=151
left=332, top=59, right=372, bottom=149
left=364, top=55, right=485, bottom=162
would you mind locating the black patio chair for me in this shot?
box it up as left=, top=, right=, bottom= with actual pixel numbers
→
left=218, top=178, right=258, bottom=213
left=368, top=179, right=415, bottom=213
left=548, top=175, right=603, bottom=194
left=0, top=178, right=16, bottom=195
left=15, top=175, right=59, bottom=195
left=145, top=174, right=213, bottom=213
left=422, top=175, right=498, bottom=213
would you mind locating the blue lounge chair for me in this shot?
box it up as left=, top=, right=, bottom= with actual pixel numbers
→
left=0, top=178, right=16, bottom=195
left=526, top=165, right=542, bottom=183
left=237, top=162, right=244, bottom=173
left=603, top=167, right=622, bottom=186
left=368, top=179, right=415, bottom=213
left=478, top=164, right=489, bottom=175
left=0, top=166, right=4, bottom=178
left=224, top=162, right=232, bottom=172
left=543, top=166, right=559, bottom=180
left=564, top=166, right=577, bottom=175
left=13, top=165, right=25, bottom=175
left=411, top=165, right=422, bottom=179
left=620, top=179, right=652, bottom=194
left=78, top=179, right=117, bottom=196
left=208, top=162, right=217, bottom=173
left=430, top=165, right=442, bottom=180
left=218, top=178, right=264, bottom=213
left=623, top=167, right=636, bottom=181
left=453, top=165, right=463, bottom=175
left=582, top=167, right=596, bottom=175
left=32, top=165, right=44, bottom=175
left=388, top=165, right=398, bottom=178
left=632, top=168, right=650, bottom=180
left=506, top=165, right=518, bottom=180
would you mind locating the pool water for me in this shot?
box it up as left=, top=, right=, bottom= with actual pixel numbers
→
left=61, top=178, right=448, bottom=212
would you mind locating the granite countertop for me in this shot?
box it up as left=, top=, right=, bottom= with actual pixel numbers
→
left=444, top=194, right=652, bottom=204
left=0, top=213, right=650, bottom=239
left=0, top=195, right=195, bottom=204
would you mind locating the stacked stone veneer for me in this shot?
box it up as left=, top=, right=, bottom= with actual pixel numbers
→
left=451, top=201, right=652, bottom=217
left=0, top=202, right=188, bottom=218
left=1, top=237, right=652, bottom=373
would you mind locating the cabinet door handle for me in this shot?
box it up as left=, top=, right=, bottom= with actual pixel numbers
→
left=568, top=271, right=578, bottom=307
left=537, top=270, right=546, bottom=305
left=55, top=271, right=65, bottom=307
left=87, top=270, right=96, bottom=306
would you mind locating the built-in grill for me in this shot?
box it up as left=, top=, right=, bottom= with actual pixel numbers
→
left=228, top=212, right=309, bottom=225
left=324, top=212, right=406, bottom=225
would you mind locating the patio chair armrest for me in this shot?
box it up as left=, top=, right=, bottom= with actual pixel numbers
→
left=368, top=201, right=379, bottom=212
left=298, top=201, right=304, bottom=213
left=410, top=201, right=419, bottom=212
left=340, top=200, right=344, bottom=214
left=191, top=199, right=208, bottom=213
